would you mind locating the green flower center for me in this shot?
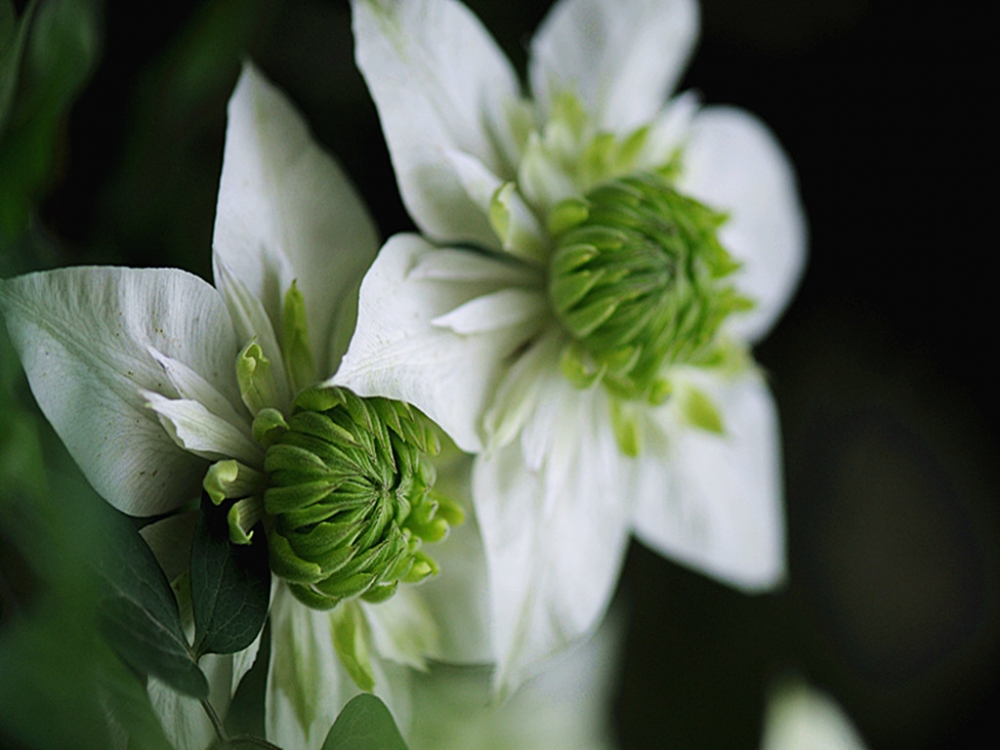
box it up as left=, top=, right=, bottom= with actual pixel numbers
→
left=548, top=171, right=751, bottom=402
left=261, top=386, right=462, bottom=610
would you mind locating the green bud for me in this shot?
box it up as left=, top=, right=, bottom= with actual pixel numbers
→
left=263, top=386, right=461, bottom=610
left=548, top=171, right=753, bottom=401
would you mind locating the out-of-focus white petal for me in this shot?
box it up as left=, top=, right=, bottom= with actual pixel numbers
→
left=632, top=369, right=786, bottom=591
left=678, top=106, right=807, bottom=342
left=147, top=654, right=232, bottom=750
left=474, top=375, right=632, bottom=695
left=407, top=608, right=622, bottom=750
left=265, top=584, right=358, bottom=750
left=334, top=234, right=545, bottom=453
left=0, top=267, right=239, bottom=516
left=214, top=62, right=379, bottom=376
left=365, top=587, right=442, bottom=669
left=417, top=450, right=493, bottom=663
left=143, top=392, right=263, bottom=467
left=761, top=681, right=870, bottom=750
left=351, top=0, right=523, bottom=247
left=530, top=0, right=699, bottom=133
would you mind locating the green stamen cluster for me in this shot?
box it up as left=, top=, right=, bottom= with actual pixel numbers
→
left=263, top=386, right=463, bottom=610
left=548, top=171, right=752, bottom=402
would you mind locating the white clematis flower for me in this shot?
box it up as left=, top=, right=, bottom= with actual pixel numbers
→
left=339, top=0, right=807, bottom=692
left=0, top=63, right=465, bottom=750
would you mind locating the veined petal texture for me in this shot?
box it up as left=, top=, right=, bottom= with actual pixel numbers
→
left=0, top=267, right=239, bottom=515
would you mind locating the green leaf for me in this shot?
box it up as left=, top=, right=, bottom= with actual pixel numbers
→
left=96, top=649, right=175, bottom=750
left=190, top=505, right=270, bottom=656
left=0, top=0, right=35, bottom=138
left=92, top=506, right=209, bottom=699
left=322, top=694, right=408, bottom=750
left=0, top=0, right=100, bottom=234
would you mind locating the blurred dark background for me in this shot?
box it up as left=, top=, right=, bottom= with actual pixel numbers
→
left=2, top=0, right=995, bottom=748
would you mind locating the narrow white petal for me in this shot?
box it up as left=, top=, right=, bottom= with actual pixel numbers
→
left=365, top=587, right=441, bottom=669
left=0, top=267, right=238, bottom=515
left=144, top=392, right=263, bottom=467
left=212, top=258, right=292, bottom=412
left=215, top=63, right=379, bottom=376
left=633, top=90, right=700, bottom=171
left=431, top=288, right=548, bottom=335
left=230, top=627, right=264, bottom=700
left=147, top=347, right=247, bottom=429
left=632, top=369, right=786, bottom=590
left=678, top=106, right=807, bottom=342
left=148, top=654, right=232, bottom=750
left=761, top=681, right=870, bottom=750
left=408, top=248, right=538, bottom=286
left=530, top=0, right=699, bottom=133
left=474, top=376, right=632, bottom=695
left=352, top=0, right=523, bottom=247
left=334, top=234, right=545, bottom=453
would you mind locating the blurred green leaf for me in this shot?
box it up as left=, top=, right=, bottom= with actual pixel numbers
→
left=97, top=648, right=176, bottom=750
left=322, top=694, right=409, bottom=750
left=0, top=0, right=35, bottom=138
left=94, top=506, right=209, bottom=700
left=0, top=0, right=100, bottom=235
left=191, top=506, right=270, bottom=657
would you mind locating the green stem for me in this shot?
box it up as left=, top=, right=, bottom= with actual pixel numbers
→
left=200, top=698, right=228, bottom=743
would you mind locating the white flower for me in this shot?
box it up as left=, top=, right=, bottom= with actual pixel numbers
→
left=0, top=63, right=462, bottom=750
left=338, top=0, right=807, bottom=692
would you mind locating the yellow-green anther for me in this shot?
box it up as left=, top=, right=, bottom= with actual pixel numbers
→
left=252, top=407, right=288, bottom=447
left=262, top=386, right=461, bottom=610
left=238, top=341, right=281, bottom=415
left=548, top=171, right=753, bottom=402
left=227, top=496, right=262, bottom=545
left=203, top=459, right=267, bottom=506
left=610, top=398, right=642, bottom=457
left=331, top=601, right=375, bottom=692
left=282, top=281, right=315, bottom=395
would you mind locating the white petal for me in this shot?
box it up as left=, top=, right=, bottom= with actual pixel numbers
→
left=334, top=234, right=545, bottom=454
left=365, top=587, right=441, bottom=669
left=631, top=369, right=786, bottom=591
left=147, top=347, right=247, bottom=429
left=351, top=0, right=522, bottom=247
left=0, top=267, right=239, bottom=515
left=148, top=653, right=232, bottom=750
left=416, top=450, right=493, bottom=663
left=265, top=584, right=358, bottom=750
left=214, top=62, right=379, bottom=376
left=678, top=106, right=807, bottom=342
left=143, top=392, right=263, bottom=467
left=530, top=0, right=699, bottom=133
left=474, top=375, right=632, bottom=695
left=230, top=625, right=264, bottom=700
left=431, top=288, right=548, bottom=335
left=761, top=681, right=870, bottom=750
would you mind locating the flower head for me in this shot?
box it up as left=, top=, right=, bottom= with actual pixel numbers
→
left=0, top=63, right=464, bottom=749
left=339, top=0, right=807, bottom=692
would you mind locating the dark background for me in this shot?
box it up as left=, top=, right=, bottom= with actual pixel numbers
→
left=6, top=0, right=998, bottom=747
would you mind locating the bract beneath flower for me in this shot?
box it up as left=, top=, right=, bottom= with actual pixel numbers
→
left=342, top=0, right=807, bottom=692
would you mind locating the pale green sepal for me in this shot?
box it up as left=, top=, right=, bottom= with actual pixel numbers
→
left=331, top=601, right=375, bottom=692
left=237, top=340, right=281, bottom=416
left=282, top=280, right=316, bottom=395
left=203, top=459, right=266, bottom=505
left=609, top=398, right=642, bottom=457
left=227, top=496, right=263, bottom=545
left=681, top=386, right=725, bottom=434
left=488, top=182, right=548, bottom=262
left=252, top=407, right=288, bottom=447
left=518, top=130, right=577, bottom=212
